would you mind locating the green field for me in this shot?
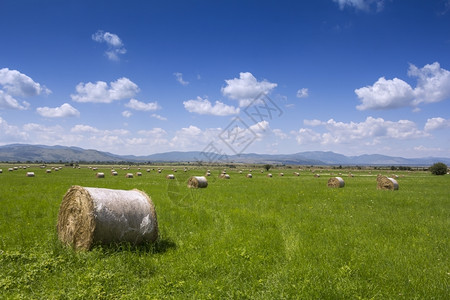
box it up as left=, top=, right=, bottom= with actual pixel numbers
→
left=0, top=165, right=448, bottom=299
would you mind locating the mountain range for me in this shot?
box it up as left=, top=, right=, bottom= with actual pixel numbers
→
left=0, top=144, right=449, bottom=166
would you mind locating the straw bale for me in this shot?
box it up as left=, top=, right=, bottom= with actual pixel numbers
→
left=166, top=174, right=175, bottom=179
left=187, top=176, right=208, bottom=188
left=0, top=169, right=2, bottom=173
left=377, top=176, right=399, bottom=190
left=46, top=169, right=52, bottom=173
left=8, top=168, right=13, bottom=172
left=314, top=174, right=320, bottom=178
left=96, top=172, right=105, bottom=178
left=26, top=172, right=35, bottom=177
left=279, top=173, right=284, bottom=176
left=57, top=186, right=158, bottom=250
left=219, top=173, right=230, bottom=179
left=246, top=174, right=252, bottom=178
left=125, top=173, right=134, bottom=178
left=327, top=177, right=345, bottom=188
left=205, top=172, right=211, bottom=176
left=111, top=171, right=118, bottom=176
left=146, top=169, right=151, bottom=172
left=267, top=173, right=272, bottom=177
left=136, top=172, right=142, bottom=176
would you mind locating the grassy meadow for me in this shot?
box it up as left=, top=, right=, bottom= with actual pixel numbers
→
left=0, top=164, right=448, bottom=299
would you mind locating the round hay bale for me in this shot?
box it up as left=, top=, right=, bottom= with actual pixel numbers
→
left=279, top=173, right=284, bottom=176
left=158, top=169, right=162, bottom=173
left=146, top=169, right=151, bottom=172
left=314, top=174, right=320, bottom=178
left=267, top=173, right=272, bottom=177
left=205, top=172, right=211, bottom=176
left=111, top=171, right=118, bottom=176
left=46, top=169, right=52, bottom=173
left=327, top=177, right=345, bottom=188
left=96, top=172, right=105, bottom=178
left=57, top=186, right=158, bottom=250
left=246, top=174, right=252, bottom=178
left=294, top=172, right=299, bottom=176
left=26, top=172, right=35, bottom=177
left=219, top=173, right=230, bottom=179
left=8, top=168, right=13, bottom=172
left=125, top=173, right=134, bottom=178
left=187, top=176, right=208, bottom=188
left=377, top=176, right=399, bottom=190
left=136, top=172, right=142, bottom=176
left=0, top=169, right=2, bottom=173
left=166, top=174, right=175, bottom=179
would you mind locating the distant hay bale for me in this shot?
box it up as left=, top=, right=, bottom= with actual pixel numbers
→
left=327, top=177, right=345, bottom=188
left=314, top=174, right=320, bottom=178
left=246, top=174, right=252, bottom=178
left=0, top=169, right=2, bottom=173
left=205, top=172, right=211, bottom=176
left=219, top=173, right=230, bottom=179
left=267, top=173, right=272, bottom=177
left=13, top=167, right=18, bottom=170
left=46, top=169, right=52, bottom=173
left=26, top=172, right=35, bottom=177
left=158, top=169, right=162, bottom=173
left=125, top=173, right=134, bottom=178
left=8, top=168, right=13, bottom=172
left=377, top=176, right=399, bottom=190
left=294, top=172, right=299, bottom=176
left=111, top=171, right=118, bottom=176
left=146, top=169, right=151, bottom=172
left=187, top=176, right=208, bottom=188
left=239, top=170, right=243, bottom=174
left=136, top=172, right=142, bottom=176
left=57, top=186, right=158, bottom=251
left=96, top=172, right=105, bottom=178
left=279, top=173, right=284, bottom=176
left=166, top=174, right=175, bottom=179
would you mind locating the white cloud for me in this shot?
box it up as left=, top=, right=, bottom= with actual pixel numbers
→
left=71, top=77, right=139, bottom=103
left=151, top=113, right=167, bottom=121
left=71, top=124, right=100, bottom=134
left=0, top=90, right=29, bottom=110
left=296, top=88, right=309, bottom=98
left=122, top=110, right=132, bottom=118
left=356, top=62, right=450, bottom=111
left=295, top=117, right=427, bottom=146
left=273, top=128, right=288, bottom=140
left=221, top=72, right=277, bottom=107
left=183, top=97, right=239, bottom=116
left=173, top=72, right=189, bottom=86
left=92, top=30, right=126, bottom=61
left=138, top=128, right=167, bottom=138
left=304, top=119, right=324, bottom=126
left=125, top=99, right=160, bottom=111
left=424, top=117, right=450, bottom=131
left=333, top=0, right=385, bottom=12
left=36, top=103, right=80, bottom=118
left=0, top=68, right=51, bottom=97
left=0, top=117, right=27, bottom=142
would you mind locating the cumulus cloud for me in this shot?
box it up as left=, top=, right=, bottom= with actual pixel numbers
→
left=71, top=77, right=139, bottom=103
left=221, top=72, right=277, bottom=107
left=92, top=30, right=126, bottom=61
left=122, top=110, right=132, bottom=118
left=36, top=103, right=80, bottom=118
left=295, top=117, right=426, bottom=146
left=138, top=128, right=167, bottom=137
left=333, top=0, right=385, bottom=12
left=356, top=62, right=450, bottom=111
left=304, top=119, right=324, bottom=126
left=183, top=97, right=239, bottom=116
left=125, top=99, right=160, bottom=111
left=173, top=72, right=189, bottom=86
left=0, top=117, right=27, bottom=141
left=151, top=113, right=167, bottom=121
left=296, top=88, right=309, bottom=98
left=0, top=90, right=29, bottom=110
left=424, top=117, right=450, bottom=131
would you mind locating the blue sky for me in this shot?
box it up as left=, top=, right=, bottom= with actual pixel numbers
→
left=1, top=0, right=449, bottom=158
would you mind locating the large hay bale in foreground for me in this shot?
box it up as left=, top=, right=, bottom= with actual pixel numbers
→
left=57, top=186, right=158, bottom=250
left=327, top=177, right=345, bottom=188
left=187, top=176, right=208, bottom=188
left=377, top=176, right=399, bottom=190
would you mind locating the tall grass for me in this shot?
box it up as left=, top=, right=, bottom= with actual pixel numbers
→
left=0, top=165, right=448, bottom=298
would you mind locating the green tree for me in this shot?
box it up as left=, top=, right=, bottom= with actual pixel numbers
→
left=264, top=164, right=272, bottom=171
left=429, top=162, right=448, bottom=175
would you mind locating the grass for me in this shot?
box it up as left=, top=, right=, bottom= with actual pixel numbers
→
left=0, top=165, right=448, bottom=299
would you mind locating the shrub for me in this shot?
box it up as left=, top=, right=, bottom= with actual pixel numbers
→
left=429, top=162, right=448, bottom=175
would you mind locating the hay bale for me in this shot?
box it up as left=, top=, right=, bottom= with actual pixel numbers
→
left=166, top=174, right=175, bottom=179
left=219, top=173, right=230, bottom=179
left=57, top=186, right=158, bottom=250
left=327, top=177, right=345, bottom=188
left=267, top=173, right=272, bottom=177
left=111, top=171, right=118, bottom=176
left=314, top=174, right=320, bottom=178
left=146, top=169, right=151, bottom=172
left=377, top=176, right=399, bottom=190
left=46, top=169, right=52, bottom=173
left=246, top=174, right=252, bottom=178
left=136, top=172, right=142, bottom=176
left=205, top=172, right=211, bottom=176
left=96, top=172, right=105, bottom=178
left=279, top=173, right=284, bottom=176
left=158, top=169, right=162, bottom=173
left=0, top=169, right=2, bottom=173
left=125, top=173, right=134, bottom=178
left=187, top=176, right=208, bottom=188
left=26, top=172, right=35, bottom=177
left=8, top=168, right=13, bottom=172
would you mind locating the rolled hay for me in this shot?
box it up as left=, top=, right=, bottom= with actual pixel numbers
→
left=0, top=169, right=2, bottom=173
left=294, top=172, right=300, bottom=176
left=219, top=173, right=230, bottom=179
left=8, top=168, right=13, bottom=172
left=136, top=172, right=142, bottom=176
left=205, top=172, right=211, bottom=176
left=111, top=171, right=118, bottom=176
left=146, top=169, right=151, bottom=172
left=166, top=174, right=175, bottom=179
left=158, top=169, right=162, bottom=173
left=187, top=176, right=208, bottom=188
left=314, top=174, right=320, bottom=178
left=279, top=173, right=284, bottom=176
left=377, top=176, right=399, bottom=190
left=96, top=172, right=105, bottom=178
left=327, top=177, right=345, bottom=188
left=46, top=169, right=52, bottom=173
left=246, top=174, right=253, bottom=178
left=267, top=173, right=272, bottom=177
left=125, top=173, right=134, bottom=178
left=57, top=186, right=158, bottom=250
left=26, top=172, right=35, bottom=177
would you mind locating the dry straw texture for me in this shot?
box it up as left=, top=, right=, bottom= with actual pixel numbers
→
left=187, top=176, right=208, bottom=188
left=327, top=177, right=345, bottom=188
left=57, top=186, right=158, bottom=251
left=377, top=175, right=399, bottom=190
